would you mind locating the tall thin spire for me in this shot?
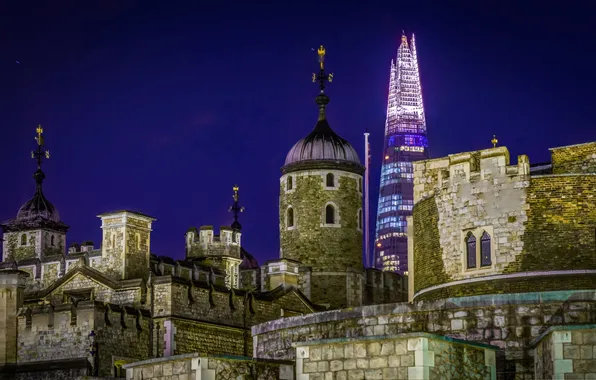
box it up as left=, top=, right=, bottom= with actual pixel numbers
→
left=312, top=45, right=334, bottom=121
left=30, top=125, right=51, bottom=192
left=374, top=32, right=429, bottom=274
left=229, top=185, right=245, bottom=231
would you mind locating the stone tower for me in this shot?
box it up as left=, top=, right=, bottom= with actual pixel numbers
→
left=279, top=46, right=365, bottom=308
left=97, top=210, right=155, bottom=281
left=1, top=126, right=69, bottom=262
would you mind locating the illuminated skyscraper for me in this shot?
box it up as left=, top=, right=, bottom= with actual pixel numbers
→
left=374, top=32, right=429, bottom=274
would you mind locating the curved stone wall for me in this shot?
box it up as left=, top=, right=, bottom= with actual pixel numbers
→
left=279, top=169, right=363, bottom=272
left=410, top=145, right=596, bottom=301
left=252, top=289, right=596, bottom=377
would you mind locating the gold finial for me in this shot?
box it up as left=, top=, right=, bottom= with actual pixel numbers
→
left=318, top=45, right=326, bottom=70
left=35, top=125, right=44, bottom=146
left=491, top=134, right=498, bottom=148
left=233, top=185, right=239, bottom=202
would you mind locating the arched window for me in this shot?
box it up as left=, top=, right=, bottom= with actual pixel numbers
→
left=325, top=204, right=335, bottom=224
left=326, top=173, right=335, bottom=187
left=287, top=176, right=293, bottom=191
left=287, top=207, right=294, bottom=228
left=480, top=231, right=491, bottom=267
left=21, top=234, right=27, bottom=246
left=358, top=209, right=363, bottom=230
left=465, top=232, right=476, bottom=269
left=51, top=235, right=55, bottom=246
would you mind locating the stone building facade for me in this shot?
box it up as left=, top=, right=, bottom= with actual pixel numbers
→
left=0, top=79, right=403, bottom=378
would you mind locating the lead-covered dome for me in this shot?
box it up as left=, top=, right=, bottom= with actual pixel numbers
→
left=1, top=169, right=68, bottom=232
left=284, top=93, right=361, bottom=167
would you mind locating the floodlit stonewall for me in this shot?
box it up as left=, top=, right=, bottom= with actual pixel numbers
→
left=294, top=333, right=496, bottom=380
left=122, top=353, right=294, bottom=380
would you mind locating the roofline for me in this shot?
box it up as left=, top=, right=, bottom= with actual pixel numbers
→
left=548, top=141, right=596, bottom=151
left=96, top=210, right=156, bottom=221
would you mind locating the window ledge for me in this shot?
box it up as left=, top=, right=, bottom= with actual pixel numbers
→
left=320, top=223, right=341, bottom=228
left=287, top=226, right=297, bottom=231
left=325, top=186, right=338, bottom=191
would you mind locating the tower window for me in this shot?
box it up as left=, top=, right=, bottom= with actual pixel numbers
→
left=21, top=234, right=27, bottom=246
left=480, top=231, right=492, bottom=267
left=287, top=207, right=294, bottom=228
left=358, top=209, right=363, bottom=230
left=287, top=176, right=293, bottom=191
left=358, top=178, right=363, bottom=192
left=51, top=235, right=55, bottom=246
left=325, top=205, right=335, bottom=224
left=465, top=232, right=476, bottom=269
left=326, top=173, right=335, bottom=187
left=136, top=233, right=141, bottom=250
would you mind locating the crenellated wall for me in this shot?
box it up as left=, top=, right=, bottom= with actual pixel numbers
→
left=410, top=144, right=596, bottom=300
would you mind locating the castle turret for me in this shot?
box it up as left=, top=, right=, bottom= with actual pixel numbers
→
left=97, top=210, right=155, bottom=281
left=277, top=46, right=364, bottom=309
left=1, top=126, right=69, bottom=262
left=0, top=269, right=28, bottom=365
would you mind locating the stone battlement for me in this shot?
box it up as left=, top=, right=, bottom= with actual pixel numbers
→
left=413, top=146, right=530, bottom=204
left=409, top=141, right=596, bottom=301
left=185, top=226, right=242, bottom=260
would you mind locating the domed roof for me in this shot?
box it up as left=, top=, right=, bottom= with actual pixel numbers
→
left=1, top=169, right=68, bottom=232
left=284, top=94, right=361, bottom=167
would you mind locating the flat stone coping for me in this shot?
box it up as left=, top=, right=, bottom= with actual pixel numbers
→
left=529, top=324, right=596, bottom=347
left=292, top=332, right=499, bottom=351
left=252, top=289, right=596, bottom=335
left=413, top=270, right=596, bottom=300
left=122, top=353, right=293, bottom=369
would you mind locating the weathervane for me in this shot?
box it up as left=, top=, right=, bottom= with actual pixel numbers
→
left=32, top=125, right=50, bottom=169
left=491, top=134, right=498, bottom=148
left=312, top=45, right=334, bottom=93
left=229, top=185, right=245, bottom=231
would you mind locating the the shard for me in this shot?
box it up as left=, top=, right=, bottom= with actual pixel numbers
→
left=374, top=32, right=429, bottom=274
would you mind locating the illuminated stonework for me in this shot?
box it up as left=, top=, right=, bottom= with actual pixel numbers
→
left=374, top=32, right=430, bottom=274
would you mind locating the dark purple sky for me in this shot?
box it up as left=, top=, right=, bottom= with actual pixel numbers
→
left=1, top=1, right=594, bottom=263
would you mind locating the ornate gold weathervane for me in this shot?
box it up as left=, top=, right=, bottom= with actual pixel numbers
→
left=229, top=185, right=245, bottom=231
left=491, top=134, right=498, bottom=148
left=312, top=45, right=333, bottom=92
left=31, top=125, right=50, bottom=169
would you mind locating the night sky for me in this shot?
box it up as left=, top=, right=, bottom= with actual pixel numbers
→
left=1, top=1, right=594, bottom=263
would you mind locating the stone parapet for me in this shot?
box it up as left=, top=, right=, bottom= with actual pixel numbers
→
left=252, top=289, right=596, bottom=378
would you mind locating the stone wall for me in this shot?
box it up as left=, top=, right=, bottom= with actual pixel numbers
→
left=294, top=333, right=496, bottom=380
left=550, top=141, right=596, bottom=174
left=410, top=145, right=596, bottom=300
left=533, top=325, right=596, bottom=379
left=252, top=290, right=596, bottom=378
left=279, top=171, right=362, bottom=272
left=17, top=300, right=152, bottom=376
left=122, top=352, right=294, bottom=380
left=279, top=171, right=363, bottom=309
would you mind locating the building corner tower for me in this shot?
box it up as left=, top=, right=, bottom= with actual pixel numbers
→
left=374, top=32, right=429, bottom=274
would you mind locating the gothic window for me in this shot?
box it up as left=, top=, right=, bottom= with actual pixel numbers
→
left=465, top=232, right=476, bottom=269
left=21, top=234, right=27, bottom=246
left=287, top=176, right=293, bottom=191
left=51, top=235, right=55, bottom=246
left=481, top=231, right=492, bottom=267
left=287, top=207, right=294, bottom=228
left=326, top=173, right=335, bottom=187
left=325, top=204, right=335, bottom=224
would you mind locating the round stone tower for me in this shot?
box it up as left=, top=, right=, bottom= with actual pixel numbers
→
left=278, top=46, right=365, bottom=308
